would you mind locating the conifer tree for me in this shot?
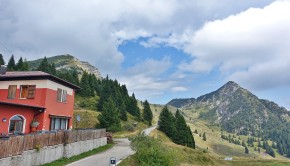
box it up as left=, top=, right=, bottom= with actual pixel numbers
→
left=245, top=146, right=249, bottom=154
left=158, top=106, right=177, bottom=139
left=16, top=57, right=24, bottom=71
left=173, top=110, right=195, bottom=148
left=119, top=101, right=127, bottom=121
left=37, top=56, right=49, bottom=72
left=127, top=93, right=141, bottom=119
left=7, top=55, right=16, bottom=71
left=242, top=140, right=246, bottom=147
left=79, top=72, right=93, bottom=97
left=23, top=58, right=29, bottom=71
left=203, top=132, right=207, bottom=141
left=0, top=54, right=5, bottom=65
left=97, top=97, right=121, bottom=132
left=143, top=100, right=153, bottom=126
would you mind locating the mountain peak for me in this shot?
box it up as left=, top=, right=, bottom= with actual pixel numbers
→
left=223, top=81, right=240, bottom=88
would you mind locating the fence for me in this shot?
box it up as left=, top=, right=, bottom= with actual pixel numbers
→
left=0, top=129, right=106, bottom=159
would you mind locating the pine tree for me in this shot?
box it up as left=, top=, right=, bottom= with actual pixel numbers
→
left=16, top=57, right=24, bottom=71
left=79, top=72, right=93, bottom=97
left=23, top=58, right=29, bottom=71
left=245, top=146, right=249, bottom=154
left=37, top=56, right=49, bottom=73
left=0, top=54, right=5, bottom=65
left=119, top=101, right=127, bottom=121
left=158, top=106, right=177, bottom=139
left=143, top=100, right=153, bottom=126
left=266, top=147, right=275, bottom=158
left=97, top=97, right=121, bottom=132
left=127, top=93, right=141, bottom=119
left=7, top=55, right=16, bottom=71
left=242, top=140, right=246, bottom=147
left=175, top=110, right=189, bottom=144
left=194, top=129, right=198, bottom=134
left=203, top=132, right=207, bottom=141
left=287, top=149, right=290, bottom=158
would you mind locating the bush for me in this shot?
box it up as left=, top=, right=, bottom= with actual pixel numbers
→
left=130, top=134, right=177, bottom=166
left=123, top=124, right=134, bottom=132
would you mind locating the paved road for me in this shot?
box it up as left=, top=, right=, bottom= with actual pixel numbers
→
left=67, top=126, right=157, bottom=166
left=67, top=138, right=134, bottom=166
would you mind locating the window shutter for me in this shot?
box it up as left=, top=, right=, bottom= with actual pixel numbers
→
left=57, top=88, right=62, bottom=102
left=27, top=85, right=36, bottom=99
left=7, top=85, right=17, bottom=99
left=62, top=90, right=67, bottom=103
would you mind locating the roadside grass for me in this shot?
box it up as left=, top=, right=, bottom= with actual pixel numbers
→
left=120, top=130, right=227, bottom=166
left=113, top=114, right=148, bottom=138
left=41, top=144, right=113, bottom=166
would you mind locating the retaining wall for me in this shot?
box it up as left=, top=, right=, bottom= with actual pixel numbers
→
left=0, top=137, right=107, bottom=166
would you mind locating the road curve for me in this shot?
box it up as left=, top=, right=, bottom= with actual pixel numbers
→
left=142, top=125, right=157, bottom=136
left=67, top=138, right=134, bottom=166
left=67, top=126, right=157, bottom=166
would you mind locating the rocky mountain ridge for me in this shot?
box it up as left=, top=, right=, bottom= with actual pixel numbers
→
left=27, top=54, right=101, bottom=78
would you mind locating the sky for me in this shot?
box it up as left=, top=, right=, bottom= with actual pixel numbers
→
left=1, top=0, right=290, bottom=109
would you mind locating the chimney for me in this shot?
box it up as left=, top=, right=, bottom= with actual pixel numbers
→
left=0, top=65, right=7, bottom=75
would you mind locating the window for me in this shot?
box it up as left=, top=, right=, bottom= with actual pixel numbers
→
left=7, top=85, right=17, bottom=99
left=50, top=117, right=68, bottom=130
left=57, top=88, right=67, bottom=103
left=20, top=85, right=36, bottom=99
left=9, top=115, right=24, bottom=133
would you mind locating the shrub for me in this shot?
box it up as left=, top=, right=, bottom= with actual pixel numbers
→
left=123, top=124, right=134, bottom=132
left=130, top=134, right=177, bottom=166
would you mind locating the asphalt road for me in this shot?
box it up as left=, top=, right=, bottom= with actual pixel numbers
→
left=67, top=138, right=134, bottom=166
left=67, top=125, right=157, bottom=166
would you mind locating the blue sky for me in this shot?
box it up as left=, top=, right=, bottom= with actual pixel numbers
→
left=1, top=0, right=290, bottom=109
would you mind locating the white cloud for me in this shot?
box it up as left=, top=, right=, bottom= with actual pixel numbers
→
left=180, top=0, right=290, bottom=90
left=118, top=57, right=175, bottom=99
left=171, top=86, right=188, bottom=92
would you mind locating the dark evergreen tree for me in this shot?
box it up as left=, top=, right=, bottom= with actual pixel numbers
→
left=194, top=129, right=198, bottom=134
left=242, top=140, right=246, bottom=147
left=37, top=57, right=56, bottom=75
left=119, top=101, right=128, bottom=121
left=158, top=106, right=177, bottom=139
left=174, top=110, right=195, bottom=148
left=143, top=100, right=153, bottom=126
left=16, top=57, right=24, bottom=71
left=23, top=58, right=29, bottom=71
left=0, top=54, right=5, bottom=65
left=266, top=147, right=275, bottom=158
left=37, top=56, right=49, bottom=72
left=245, top=146, right=249, bottom=154
left=287, top=149, right=290, bottom=158
left=79, top=72, right=94, bottom=97
left=127, top=93, right=141, bottom=119
left=203, top=132, right=207, bottom=141
left=7, top=55, right=15, bottom=71
left=97, top=97, right=121, bottom=132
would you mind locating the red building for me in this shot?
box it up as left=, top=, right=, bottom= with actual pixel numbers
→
left=0, top=70, right=80, bottom=135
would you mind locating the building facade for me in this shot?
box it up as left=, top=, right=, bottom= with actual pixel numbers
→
left=0, top=71, right=80, bottom=134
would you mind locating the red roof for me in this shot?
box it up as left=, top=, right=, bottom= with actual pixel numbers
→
left=0, top=71, right=80, bottom=89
